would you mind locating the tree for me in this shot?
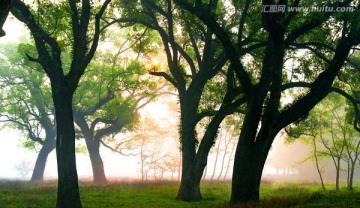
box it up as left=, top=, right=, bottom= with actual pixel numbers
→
left=104, top=110, right=180, bottom=181
left=0, top=42, right=56, bottom=183
left=115, top=0, right=243, bottom=201
left=287, top=93, right=360, bottom=191
left=0, top=0, right=12, bottom=37
left=14, top=159, right=33, bottom=178
left=11, top=0, right=112, bottom=207
left=74, top=27, right=166, bottom=184
left=174, top=0, right=360, bottom=203
left=73, top=54, right=157, bottom=184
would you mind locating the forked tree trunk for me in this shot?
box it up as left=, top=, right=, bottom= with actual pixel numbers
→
left=86, top=140, right=107, bottom=184
left=31, top=137, right=55, bottom=183
left=54, top=95, right=82, bottom=208
left=176, top=98, right=229, bottom=201
left=230, top=109, right=276, bottom=204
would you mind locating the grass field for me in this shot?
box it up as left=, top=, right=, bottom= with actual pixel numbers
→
left=0, top=180, right=359, bottom=207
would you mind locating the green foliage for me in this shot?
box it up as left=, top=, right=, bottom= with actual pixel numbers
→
left=0, top=41, right=55, bottom=150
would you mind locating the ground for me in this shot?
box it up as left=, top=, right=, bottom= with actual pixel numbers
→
left=0, top=180, right=359, bottom=207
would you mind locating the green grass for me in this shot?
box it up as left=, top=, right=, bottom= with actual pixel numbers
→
left=0, top=180, right=359, bottom=208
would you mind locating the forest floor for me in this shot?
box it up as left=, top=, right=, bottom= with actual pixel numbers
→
left=0, top=179, right=359, bottom=207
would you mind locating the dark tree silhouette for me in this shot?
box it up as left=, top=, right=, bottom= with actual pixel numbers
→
left=174, top=0, right=360, bottom=204
left=0, top=0, right=12, bottom=36
left=11, top=0, right=112, bottom=207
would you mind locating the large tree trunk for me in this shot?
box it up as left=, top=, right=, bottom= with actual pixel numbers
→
left=54, top=95, right=82, bottom=208
left=31, top=137, right=55, bottom=183
left=86, top=140, right=107, bottom=184
left=176, top=125, right=202, bottom=201
left=176, top=96, right=230, bottom=201
left=176, top=98, right=203, bottom=201
left=74, top=115, right=107, bottom=184
left=230, top=108, right=276, bottom=204
left=230, top=138, right=268, bottom=203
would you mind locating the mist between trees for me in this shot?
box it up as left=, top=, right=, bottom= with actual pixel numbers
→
left=0, top=0, right=360, bottom=207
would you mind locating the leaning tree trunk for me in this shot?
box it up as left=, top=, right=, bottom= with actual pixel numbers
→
left=54, top=94, right=82, bottom=208
left=313, top=137, right=325, bottom=191
left=230, top=138, right=268, bottom=203
left=85, top=139, right=107, bottom=184
left=230, top=108, right=276, bottom=204
left=31, top=137, right=56, bottom=183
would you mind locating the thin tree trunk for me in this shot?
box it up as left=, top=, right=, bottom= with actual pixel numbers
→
left=54, top=95, right=82, bottom=208
left=218, top=132, right=230, bottom=181
left=31, top=137, right=55, bottom=183
left=348, top=161, right=355, bottom=190
left=210, top=139, right=221, bottom=181
left=335, top=158, right=340, bottom=192
left=313, top=137, right=325, bottom=191
left=224, top=140, right=236, bottom=181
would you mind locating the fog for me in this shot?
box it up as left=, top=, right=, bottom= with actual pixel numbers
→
left=0, top=116, right=360, bottom=184
left=0, top=15, right=358, bottom=186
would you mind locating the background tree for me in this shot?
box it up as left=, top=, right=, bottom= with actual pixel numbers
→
left=11, top=0, right=113, bottom=207
left=13, top=159, right=33, bottom=178
left=0, top=42, right=56, bottom=183
left=287, top=93, right=360, bottom=191
left=174, top=0, right=360, bottom=203
left=72, top=27, right=159, bottom=184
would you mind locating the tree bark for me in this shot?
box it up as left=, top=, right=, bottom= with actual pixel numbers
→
left=230, top=131, right=270, bottom=203
left=30, top=137, right=55, bottom=183
left=86, top=139, right=107, bottom=184
left=176, top=116, right=202, bottom=201
left=54, top=95, right=82, bottom=208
